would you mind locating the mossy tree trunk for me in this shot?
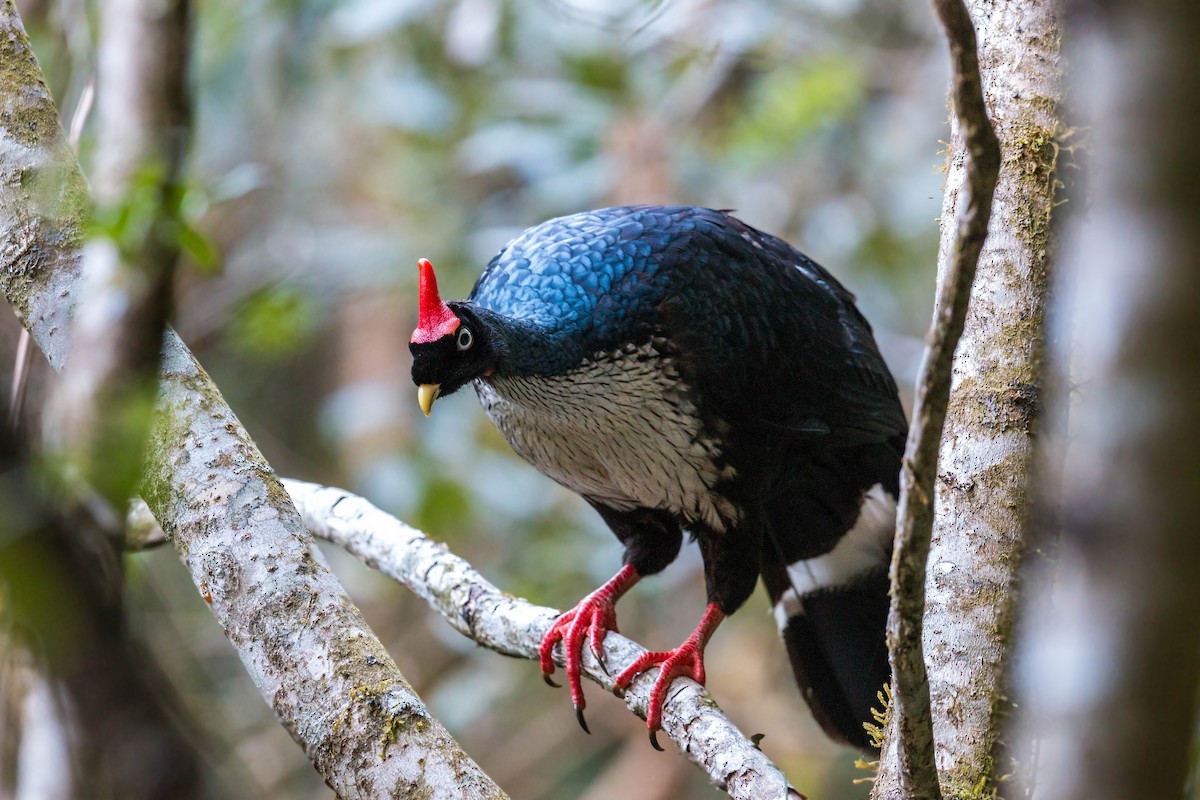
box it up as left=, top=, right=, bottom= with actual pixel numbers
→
left=924, top=0, right=1061, bottom=797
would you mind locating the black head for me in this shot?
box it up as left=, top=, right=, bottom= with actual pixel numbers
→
left=409, top=259, right=498, bottom=415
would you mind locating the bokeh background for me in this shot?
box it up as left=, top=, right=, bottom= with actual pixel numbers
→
left=9, top=0, right=950, bottom=796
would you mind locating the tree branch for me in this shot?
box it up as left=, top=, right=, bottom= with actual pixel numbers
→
left=921, top=1, right=1061, bottom=796
left=128, top=480, right=802, bottom=800
left=0, top=4, right=504, bottom=797
left=873, top=1, right=1001, bottom=799
left=3, top=0, right=207, bottom=794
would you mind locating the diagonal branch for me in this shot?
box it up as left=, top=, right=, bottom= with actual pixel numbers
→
left=873, top=1, right=1001, bottom=799
left=128, top=480, right=802, bottom=800
left=0, top=4, right=504, bottom=797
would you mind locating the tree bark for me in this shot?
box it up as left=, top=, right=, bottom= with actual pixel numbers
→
left=126, top=480, right=802, bottom=799
left=276, top=480, right=798, bottom=800
left=873, top=1, right=1000, bottom=798
left=922, top=1, right=1062, bottom=797
left=0, top=4, right=505, bottom=797
left=1015, top=2, right=1200, bottom=799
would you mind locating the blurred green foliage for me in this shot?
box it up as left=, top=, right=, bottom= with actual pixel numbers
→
left=729, top=56, right=868, bottom=158
left=226, top=284, right=319, bottom=357
left=17, top=0, right=951, bottom=797
left=89, top=165, right=220, bottom=272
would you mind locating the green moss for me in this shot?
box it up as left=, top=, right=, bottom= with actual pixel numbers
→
left=0, top=4, right=91, bottom=322
left=862, top=683, right=892, bottom=750
left=0, top=5, right=65, bottom=151
left=942, top=769, right=998, bottom=800
left=140, top=395, right=190, bottom=515
left=1006, top=120, right=1058, bottom=261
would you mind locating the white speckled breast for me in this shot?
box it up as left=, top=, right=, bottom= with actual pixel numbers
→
left=474, top=344, right=738, bottom=531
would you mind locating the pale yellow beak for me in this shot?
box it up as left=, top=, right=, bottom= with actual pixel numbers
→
left=417, top=383, right=441, bottom=417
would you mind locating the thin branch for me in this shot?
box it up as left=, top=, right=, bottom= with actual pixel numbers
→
left=0, top=4, right=505, bottom=797
left=874, top=1, right=1001, bottom=799
left=128, top=481, right=803, bottom=800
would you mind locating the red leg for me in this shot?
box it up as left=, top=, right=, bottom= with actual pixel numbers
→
left=539, top=564, right=640, bottom=732
left=614, top=602, right=725, bottom=750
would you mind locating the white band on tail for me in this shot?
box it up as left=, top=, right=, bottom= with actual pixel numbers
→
left=772, top=483, right=895, bottom=629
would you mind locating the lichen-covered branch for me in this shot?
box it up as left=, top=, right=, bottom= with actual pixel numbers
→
left=293, top=479, right=800, bottom=800
left=922, top=1, right=1061, bottom=796
left=873, top=1, right=1001, bottom=799
left=0, top=4, right=504, bottom=797
left=128, top=480, right=802, bottom=800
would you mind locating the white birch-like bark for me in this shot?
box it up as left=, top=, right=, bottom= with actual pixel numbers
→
left=924, top=0, right=1060, bottom=794
left=127, top=481, right=801, bottom=800
left=288, top=480, right=798, bottom=800
left=0, top=6, right=800, bottom=798
left=1016, top=3, right=1200, bottom=798
left=0, top=5, right=505, bottom=798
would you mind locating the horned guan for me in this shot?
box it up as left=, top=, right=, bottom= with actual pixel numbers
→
left=409, top=205, right=906, bottom=750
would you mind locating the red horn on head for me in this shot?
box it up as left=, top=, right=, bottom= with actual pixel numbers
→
left=411, top=258, right=460, bottom=344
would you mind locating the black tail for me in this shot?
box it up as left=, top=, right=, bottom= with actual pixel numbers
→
left=757, top=441, right=900, bottom=750
left=773, top=570, right=890, bottom=750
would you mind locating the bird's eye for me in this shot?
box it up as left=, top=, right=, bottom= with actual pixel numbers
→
left=456, top=326, right=474, bottom=351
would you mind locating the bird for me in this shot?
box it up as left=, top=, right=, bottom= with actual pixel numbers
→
left=408, top=205, right=906, bottom=751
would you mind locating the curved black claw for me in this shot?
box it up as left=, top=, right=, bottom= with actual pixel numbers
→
left=649, top=729, right=664, bottom=752
left=575, top=705, right=591, bottom=734
left=543, top=673, right=561, bottom=688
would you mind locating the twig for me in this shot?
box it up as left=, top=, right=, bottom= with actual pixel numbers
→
left=127, top=481, right=803, bottom=800
left=875, top=1, right=1001, bottom=799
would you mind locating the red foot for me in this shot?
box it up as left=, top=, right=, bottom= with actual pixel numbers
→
left=539, top=564, right=640, bottom=732
left=614, top=603, right=725, bottom=750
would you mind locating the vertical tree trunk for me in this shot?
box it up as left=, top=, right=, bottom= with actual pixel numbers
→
left=873, top=2, right=1001, bottom=797
left=924, top=1, right=1061, bottom=796
left=1015, top=2, right=1200, bottom=799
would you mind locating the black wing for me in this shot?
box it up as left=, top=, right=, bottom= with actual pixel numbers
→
left=655, top=209, right=907, bottom=449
